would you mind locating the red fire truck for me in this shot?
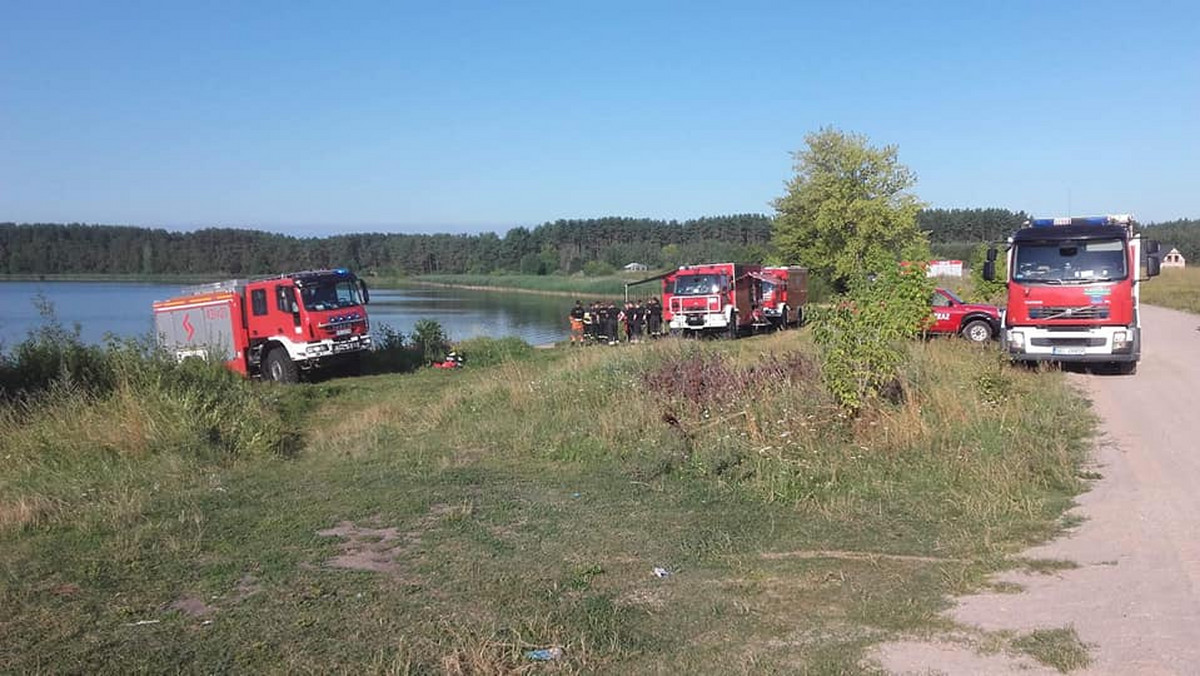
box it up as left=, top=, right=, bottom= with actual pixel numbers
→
left=760, top=265, right=809, bottom=328
left=153, top=268, right=372, bottom=382
left=984, top=215, right=1161, bottom=373
left=660, top=263, right=758, bottom=337
left=626, top=263, right=806, bottom=337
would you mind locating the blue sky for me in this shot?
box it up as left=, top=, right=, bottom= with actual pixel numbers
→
left=2, top=1, right=1197, bottom=235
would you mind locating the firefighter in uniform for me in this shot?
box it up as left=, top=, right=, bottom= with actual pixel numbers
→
left=569, top=300, right=585, bottom=345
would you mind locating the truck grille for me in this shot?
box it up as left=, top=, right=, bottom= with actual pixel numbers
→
left=1030, top=337, right=1106, bottom=347
left=1028, top=306, right=1109, bottom=320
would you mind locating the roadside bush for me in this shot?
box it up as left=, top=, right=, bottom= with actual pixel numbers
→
left=812, top=248, right=935, bottom=412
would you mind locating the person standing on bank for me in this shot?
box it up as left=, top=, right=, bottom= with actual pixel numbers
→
left=569, top=300, right=585, bottom=345
left=631, top=300, right=646, bottom=342
left=647, top=297, right=663, bottom=337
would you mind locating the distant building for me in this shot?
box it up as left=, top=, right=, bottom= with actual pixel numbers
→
left=623, top=262, right=648, bottom=271
left=1162, top=248, right=1186, bottom=269
left=927, top=260, right=964, bottom=278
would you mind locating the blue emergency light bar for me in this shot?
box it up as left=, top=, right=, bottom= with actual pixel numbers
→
left=1029, top=214, right=1133, bottom=227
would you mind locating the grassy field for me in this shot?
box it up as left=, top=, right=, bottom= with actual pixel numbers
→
left=404, top=273, right=659, bottom=298
left=0, top=333, right=1096, bottom=673
left=1141, top=267, right=1200, bottom=314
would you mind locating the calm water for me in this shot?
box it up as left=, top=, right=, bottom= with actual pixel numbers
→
left=0, top=281, right=573, bottom=348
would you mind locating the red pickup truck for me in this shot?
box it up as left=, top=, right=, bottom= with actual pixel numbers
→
left=930, top=287, right=1001, bottom=343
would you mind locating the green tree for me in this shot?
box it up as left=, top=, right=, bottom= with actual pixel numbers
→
left=812, top=246, right=936, bottom=413
left=773, top=128, right=927, bottom=291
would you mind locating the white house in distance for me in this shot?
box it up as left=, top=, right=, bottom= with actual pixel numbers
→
left=623, top=262, right=648, bottom=271
left=1161, top=248, right=1186, bottom=269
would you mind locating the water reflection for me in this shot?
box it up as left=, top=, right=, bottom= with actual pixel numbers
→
left=1, top=281, right=574, bottom=347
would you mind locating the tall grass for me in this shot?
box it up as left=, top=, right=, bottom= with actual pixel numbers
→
left=1141, top=267, right=1200, bottom=314
left=0, top=320, right=309, bottom=534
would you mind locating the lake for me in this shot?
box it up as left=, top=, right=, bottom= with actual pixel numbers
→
left=0, top=281, right=574, bottom=348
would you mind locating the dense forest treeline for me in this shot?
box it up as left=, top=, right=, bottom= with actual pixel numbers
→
left=2, top=210, right=1196, bottom=277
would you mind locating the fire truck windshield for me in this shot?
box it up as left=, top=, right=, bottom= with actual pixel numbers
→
left=1013, top=238, right=1127, bottom=284
left=674, top=274, right=728, bottom=296
left=300, top=279, right=362, bottom=311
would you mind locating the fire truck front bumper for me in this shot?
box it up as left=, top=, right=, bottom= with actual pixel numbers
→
left=1002, top=326, right=1139, bottom=362
left=302, top=334, right=372, bottom=359
left=669, top=312, right=730, bottom=331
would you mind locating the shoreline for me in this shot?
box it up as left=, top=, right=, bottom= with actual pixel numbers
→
left=405, top=279, right=625, bottom=300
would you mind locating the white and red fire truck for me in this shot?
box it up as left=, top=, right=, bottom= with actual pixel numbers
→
left=153, top=268, right=372, bottom=382
left=627, top=263, right=808, bottom=337
left=985, top=215, right=1161, bottom=374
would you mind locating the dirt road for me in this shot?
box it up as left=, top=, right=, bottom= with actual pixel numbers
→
left=875, top=304, right=1200, bottom=675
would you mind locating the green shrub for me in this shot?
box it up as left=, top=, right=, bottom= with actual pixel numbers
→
left=812, top=248, right=935, bottom=412
left=363, top=323, right=423, bottom=374
left=412, top=319, right=450, bottom=363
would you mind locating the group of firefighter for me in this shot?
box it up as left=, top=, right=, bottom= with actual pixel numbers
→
left=568, top=298, right=664, bottom=345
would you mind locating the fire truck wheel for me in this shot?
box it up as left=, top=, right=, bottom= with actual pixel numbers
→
left=265, top=348, right=299, bottom=383
left=961, top=319, right=993, bottom=344
left=778, top=306, right=789, bottom=329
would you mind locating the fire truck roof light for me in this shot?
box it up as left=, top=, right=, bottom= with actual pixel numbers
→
left=1029, top=214, right=1134, bottom=228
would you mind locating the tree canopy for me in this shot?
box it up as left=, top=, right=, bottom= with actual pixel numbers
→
left=0, top=215, right=773, bottom=277
left=772, top=128, right=928, bottom=290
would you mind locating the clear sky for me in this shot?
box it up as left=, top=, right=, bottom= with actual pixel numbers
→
left=2, top=1, right=1197, bottom=235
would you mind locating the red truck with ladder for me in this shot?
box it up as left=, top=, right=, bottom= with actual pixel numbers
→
left=153, top=268, right=372, bottom=382
left=626, top=263, right=808, bottom=337
left=984, top=214, right=1161, bottom=373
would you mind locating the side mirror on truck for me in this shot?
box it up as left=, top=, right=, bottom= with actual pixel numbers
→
left=982, top=246, right=998, bottom=282
left=1144, top=240, right=1162, bottom=278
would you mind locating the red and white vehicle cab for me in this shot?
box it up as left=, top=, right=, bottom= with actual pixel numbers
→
left=662, top=263, right=761, bottom=337
left=928, top=287, right=1000, bottom=343
left=985, top=214, right=1161, bottom=374
left=153, top=268, right=372, bottom=382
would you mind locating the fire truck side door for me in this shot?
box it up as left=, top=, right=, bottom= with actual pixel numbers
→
left=262, top=284, right=301, bottom=336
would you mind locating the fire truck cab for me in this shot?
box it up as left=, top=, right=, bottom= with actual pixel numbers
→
left=153, top=268, right=372, bottom=382
left=985, top=215, right=1161, bottom=373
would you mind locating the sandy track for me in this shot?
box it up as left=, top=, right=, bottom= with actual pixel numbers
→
left=875, top=304, right=1200, bottom=675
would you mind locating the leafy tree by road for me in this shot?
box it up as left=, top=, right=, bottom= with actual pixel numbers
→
left=773, top=127, right=927, bottom=292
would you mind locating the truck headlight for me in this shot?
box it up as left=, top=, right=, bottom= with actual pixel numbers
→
left=1008, top=330, right=1025, bottom=349
left=1112, top=331, right=1130, bottom=350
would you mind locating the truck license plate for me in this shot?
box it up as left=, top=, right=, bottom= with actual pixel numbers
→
left=336, top=328, right=351, bottom=336
left=1052, top=346, right=1086, bottom=356
left=333, top=341, right=357, bottom=353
